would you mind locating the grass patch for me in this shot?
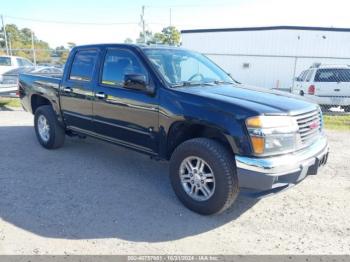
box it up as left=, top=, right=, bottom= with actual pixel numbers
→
left=324, top=115, right=350, bottom=131
left=0, top=97, right=21, bottom=108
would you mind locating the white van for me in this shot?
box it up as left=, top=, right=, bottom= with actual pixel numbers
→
left=293, top=64, right=350, bottom=112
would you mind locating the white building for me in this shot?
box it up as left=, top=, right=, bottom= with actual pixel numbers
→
left=181, top=26, right=350, bottom=91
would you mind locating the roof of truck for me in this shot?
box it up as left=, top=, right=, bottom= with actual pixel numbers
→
left=72, top=43, right=184, bottom=51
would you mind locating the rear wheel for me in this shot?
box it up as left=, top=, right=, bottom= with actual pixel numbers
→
left=34, top=105, right=65, bottom=149
left=170, top=138, right=239, bottom=215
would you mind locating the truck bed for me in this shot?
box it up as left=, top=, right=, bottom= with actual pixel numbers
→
left=19, top=73, right=62, bottom=114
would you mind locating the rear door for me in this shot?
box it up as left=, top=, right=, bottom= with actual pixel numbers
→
left=60, top=49, right=100, bottom=131
left=314, top=68, right=350, bottom=99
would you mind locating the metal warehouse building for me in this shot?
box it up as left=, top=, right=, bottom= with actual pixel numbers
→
left=181, top=26, right=350, bottom=91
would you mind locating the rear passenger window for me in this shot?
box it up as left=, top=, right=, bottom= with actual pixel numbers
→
left=305, top=70, right=314, bottom=82
left=69, top=50, right=98, bottom=82
left=101, top=49, right=147, bottom=86
left=297, top=71, right=306, bottom=81
left=301, top=70, right=308, bottom=81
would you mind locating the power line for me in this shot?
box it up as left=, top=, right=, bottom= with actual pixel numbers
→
left=145, top=2, right=234, bottom=8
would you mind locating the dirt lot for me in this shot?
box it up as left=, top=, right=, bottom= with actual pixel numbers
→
left=0, top=110, right=349, bottom=255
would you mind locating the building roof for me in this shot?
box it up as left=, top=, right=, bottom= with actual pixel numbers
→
left=181, top=26, right=350, bottom=34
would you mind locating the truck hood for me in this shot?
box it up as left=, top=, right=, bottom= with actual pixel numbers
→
left=176, top=83, right=318, bottom=115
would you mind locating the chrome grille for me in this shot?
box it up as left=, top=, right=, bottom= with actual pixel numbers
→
left=294, top=109, right=322, bottom=144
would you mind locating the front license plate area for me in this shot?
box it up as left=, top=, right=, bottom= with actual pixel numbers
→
left=308, top=152, right=328, bottom=175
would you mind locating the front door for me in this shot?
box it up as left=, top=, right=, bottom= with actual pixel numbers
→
left=92, top=48, right=159, bottom=154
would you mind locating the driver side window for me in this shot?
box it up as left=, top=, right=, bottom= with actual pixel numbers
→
left=101, top=49, right=148, bottom=87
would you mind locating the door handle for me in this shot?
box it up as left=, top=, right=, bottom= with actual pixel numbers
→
left=95, top=92, right=106, bottom=99
left=334, top=89, right=340, bottom=92
left=63, top=87, right=72, bottom=93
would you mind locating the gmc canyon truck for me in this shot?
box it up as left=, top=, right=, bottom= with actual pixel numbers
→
left=19, top=44, right=329, bottom=215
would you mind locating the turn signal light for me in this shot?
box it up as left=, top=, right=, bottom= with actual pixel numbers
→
left=250, top=136, right=265, bottom=154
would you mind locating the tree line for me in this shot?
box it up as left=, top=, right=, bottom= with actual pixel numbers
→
left=1, top=24, right=181, bottom=65
left=0, top=24, right=71, bottom=64
left=125, top=26, right=181, bottom=45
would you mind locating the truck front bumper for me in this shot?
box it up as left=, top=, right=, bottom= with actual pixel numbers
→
left=235, top=135, right=329, bottom=196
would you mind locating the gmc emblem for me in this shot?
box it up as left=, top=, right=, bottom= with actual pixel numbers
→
left=309, top=121, right=319, bottom=129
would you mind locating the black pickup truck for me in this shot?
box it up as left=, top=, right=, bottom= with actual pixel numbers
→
left=19, top=44, right=329, bottom=215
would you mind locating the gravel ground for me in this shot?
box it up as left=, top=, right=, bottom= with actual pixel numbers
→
left=0, top=110, right=349, bottom=255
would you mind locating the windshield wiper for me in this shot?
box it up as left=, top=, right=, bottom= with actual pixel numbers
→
left=171, top=81, right=215, bottom=88
left=211, top=80, right=236, bottom=85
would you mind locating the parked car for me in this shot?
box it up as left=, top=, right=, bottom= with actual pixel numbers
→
left=293, top=64, right=350, bottom=111
left=18, top=44, right=329, bottom=215
left=0, top=55, right=34, bottom=75
left=1, top=66, right=63, bottom=85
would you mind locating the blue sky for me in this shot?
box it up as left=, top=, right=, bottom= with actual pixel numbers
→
left=1, top=0, right=349, bottom=47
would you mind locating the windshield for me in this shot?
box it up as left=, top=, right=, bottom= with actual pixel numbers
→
left=144, top=48, right=234, bottom=87
left=0, top=57, right=12, bottom=66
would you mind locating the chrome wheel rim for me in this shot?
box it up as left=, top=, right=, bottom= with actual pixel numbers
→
left=37, top=115, right=50, bottom=142
left=179, top=156, right=215, bottom=201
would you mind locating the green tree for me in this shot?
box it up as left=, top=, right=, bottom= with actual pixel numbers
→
left=124, top=38, right=133, bottom=44
left=59, top=51, right=69, bottom=64
left=1, top=24, right=51, bottom=63
left=152, top=32, right=165, bottom=44
left=136, top=30, right=154, bottom=44
left=67, top=42, right=76, bottom=50
left=159, top=26, right=180, bottom=45
left=54, top=45, right=69, bottom=64
left=136, top=26, right=181, bottom=46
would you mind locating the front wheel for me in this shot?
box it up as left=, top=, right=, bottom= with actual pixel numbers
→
left=170, top=138, right=239, bottom=215
left=34, top=105, right=65, bottom=149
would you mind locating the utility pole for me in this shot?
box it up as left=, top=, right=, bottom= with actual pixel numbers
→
left=169, top=8, right=172, bottom=27
left=31, top=31, right=37, bottom=67
left=7, top=32, right=12, bottom=56
left=140, top=5, right=146, bottom=44
left=1, top=15, right=9, bottom=55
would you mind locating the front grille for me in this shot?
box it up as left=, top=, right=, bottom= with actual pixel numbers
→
left=294, top=109, right=322, bottom=145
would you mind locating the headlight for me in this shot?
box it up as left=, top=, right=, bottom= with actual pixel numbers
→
left=246, top=116, right=300, bottom=156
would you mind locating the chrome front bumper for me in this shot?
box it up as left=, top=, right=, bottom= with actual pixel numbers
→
left=235, top=135, right=329, bottom=193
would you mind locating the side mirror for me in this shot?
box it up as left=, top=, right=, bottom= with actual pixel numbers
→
left=124, top=74, right=154, bottom=95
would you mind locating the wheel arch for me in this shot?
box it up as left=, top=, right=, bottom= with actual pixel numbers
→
left=30, top=94, right=52, bottom=114
left=165, top=121, right=236, bottom=160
